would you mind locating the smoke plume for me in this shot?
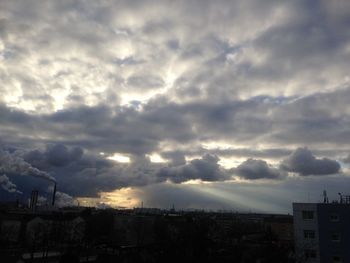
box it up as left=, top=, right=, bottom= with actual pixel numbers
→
left=0, top=174, right=22, bottom=194
left=0, top=150, right=56, bottom=182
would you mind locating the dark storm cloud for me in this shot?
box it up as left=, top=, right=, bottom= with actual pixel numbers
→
left=22, top=144, right=84, bottom=171
left=140, top=97, right=274, bottom=143
left=250, top=0, right=350, bottom=78
left=266, top=88, right=350, bottom=146
left=0, top=145, right=125, bottom=197
left=157, top=154, right=230, bottom=183
left=0, top=103, right=192, bottom=155
left=64, top=153, right=231, bottom=197
left=281, top=147, right=340, bottom=176
left=161, top=147, right=292, bottom=161
left=161, top=151, right=186, bottom=166
left=44, top=103, right=196, bottom=154
left=251, top=23, right=347, bottom=82
left=138, top=89, right=350, bottom=147
left=233, top=159, right=285, bottom=180
left=45, top=144, right=83, bottom=166
left=0, top=144, right=233, bottom=198
left=2, top=87, right=350, bottom=157
left=21, top=145, right=121, bottom=197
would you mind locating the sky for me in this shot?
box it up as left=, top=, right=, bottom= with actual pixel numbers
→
left=1, top=0, right=350, bottom=213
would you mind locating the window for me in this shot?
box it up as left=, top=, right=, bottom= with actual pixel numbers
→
left=330, top=214, right=339, bottom=222
left=331, top=233, right=341, bottom=242
left=304, top=249, right=317, bottom=259
left=302, top=210, right=314, bottom=220
left=304, top=230, right=315, bottom=239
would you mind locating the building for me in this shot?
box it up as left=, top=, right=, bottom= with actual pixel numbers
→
left=293, top=201, right=350, bottom=263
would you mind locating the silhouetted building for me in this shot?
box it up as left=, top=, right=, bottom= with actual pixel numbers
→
left=264, top=215, right=293, bottom=242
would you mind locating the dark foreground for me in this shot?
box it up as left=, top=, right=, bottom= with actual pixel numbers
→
left=0, top=204, right=294, bottom=263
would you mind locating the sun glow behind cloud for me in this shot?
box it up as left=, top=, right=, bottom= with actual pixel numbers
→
left=108, top=153, right=131, bottom=163
left=100, top=188, right=141, bottom=208
left=77, top=188, right=141, bottom=208
left=147, top=153, right=167, bottom=163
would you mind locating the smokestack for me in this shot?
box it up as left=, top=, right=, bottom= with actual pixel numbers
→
left=51, top=182, right=57, bottom=206
left=30, top=190, right=38, bottom=212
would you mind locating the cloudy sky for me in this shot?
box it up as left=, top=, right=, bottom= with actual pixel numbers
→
left=1, top=0, right=350, bottom=213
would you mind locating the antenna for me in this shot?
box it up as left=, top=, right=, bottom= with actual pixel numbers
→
left=323, top=190, right=329, bottom=203
left=338, top=193, right=343, bottom=204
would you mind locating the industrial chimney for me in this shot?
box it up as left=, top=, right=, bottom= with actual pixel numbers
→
left=30, top=190, right=38, bottom=212
left=51, top=182, right=57, bottom=206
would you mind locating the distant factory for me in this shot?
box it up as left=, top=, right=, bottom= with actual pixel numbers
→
left=28, top=182, right=57, bottom=213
